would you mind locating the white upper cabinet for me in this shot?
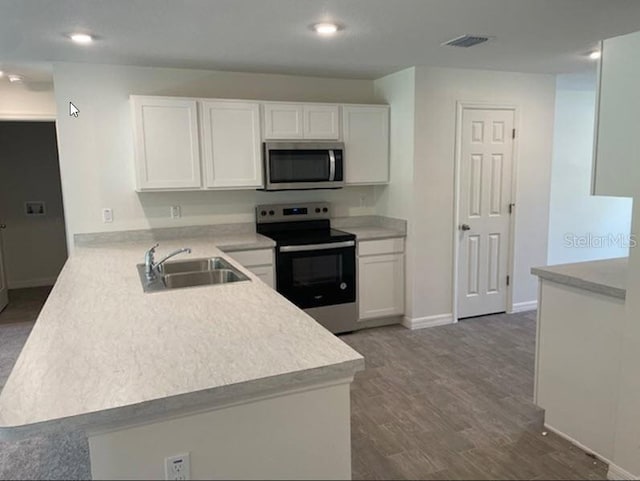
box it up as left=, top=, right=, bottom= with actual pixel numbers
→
left=303, top=104, right=340, bottom=139
left=263, top=103, right=304, bottom=139
left=200, top=100, right=263, bottom=189
left=131, top=96, right=202, bottom=191
left=263, top=103, right=340, bottom=140
left=131, top=95, right=390, bottom=191
left=593, top=31, right=640, bottom=197
left=342, top=105, right=390, bottom=185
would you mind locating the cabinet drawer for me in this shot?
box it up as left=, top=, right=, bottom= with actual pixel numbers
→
left=225, top=248, right=273, bottom=267
left=358, top=238, right=404, bottom=257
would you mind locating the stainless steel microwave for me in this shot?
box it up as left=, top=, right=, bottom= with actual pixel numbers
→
left=262, top=142, right=345, bottom=191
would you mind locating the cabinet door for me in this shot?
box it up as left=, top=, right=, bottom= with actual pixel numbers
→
left=593, top=32, right=640, bottom=197
left=248, top=265, right=275, bottom=288
left=358, top=253, right=404, bottom=320
left=342, top=105, right=390, bottom=185
left=131, top=96, right=202, bottom=190
left=200, top=101, right=263, bottom=189
left=303, top=104, right=340, bottom=139
left=263, top=103, right=304, bottom=139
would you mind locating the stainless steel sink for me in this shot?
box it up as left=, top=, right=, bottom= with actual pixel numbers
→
left=158, top=257, right=236, bottom=275
left=163, top=269, right=246, bottom=289
left=137, top=257, right=250, bottom=292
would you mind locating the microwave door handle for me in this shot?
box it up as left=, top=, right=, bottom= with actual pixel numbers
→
left=329, top=150, right=336, bottom=181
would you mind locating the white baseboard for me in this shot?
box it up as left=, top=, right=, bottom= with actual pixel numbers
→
left=8, top=277, right=57, bottom=289
left=402, top=313, right=454, bottom=330
left=543, top=423, right=615, bottom=469
left=608, top=463, right=638, bottom=481
left=509, top=300, right=538, bottom=313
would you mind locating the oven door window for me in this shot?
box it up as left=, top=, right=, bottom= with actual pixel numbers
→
left=269, top=150, right=330, bottom=183
left=277, top=247, right=356, bottom=309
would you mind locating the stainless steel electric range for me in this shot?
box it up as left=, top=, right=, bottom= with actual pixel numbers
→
left=256, top=202, right=358, bottom=334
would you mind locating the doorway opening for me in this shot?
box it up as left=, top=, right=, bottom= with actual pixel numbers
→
left=0, top=121, right=67, bottom=319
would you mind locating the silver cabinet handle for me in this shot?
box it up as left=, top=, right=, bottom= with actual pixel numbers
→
left=460, top=224, right=471, bottom=231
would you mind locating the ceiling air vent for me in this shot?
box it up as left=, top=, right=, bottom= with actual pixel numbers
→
left=442, top=35, right=490, bottom=48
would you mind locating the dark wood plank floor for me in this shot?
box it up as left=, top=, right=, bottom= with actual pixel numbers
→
left=341, top=311, right=608, bottom=480
left=0, top=289, right=608, bottom=480
left=0, top=286, right=52, bottom=325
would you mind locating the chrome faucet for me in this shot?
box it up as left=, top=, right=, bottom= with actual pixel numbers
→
left=144, top=244, right=192, bottom=280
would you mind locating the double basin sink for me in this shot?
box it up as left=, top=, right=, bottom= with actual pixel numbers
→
left=137, top=257, right=250, bottom=293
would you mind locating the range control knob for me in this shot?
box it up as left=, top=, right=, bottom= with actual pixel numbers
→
left=315, top=208, right=321, bottom=213
left=260, top=210, right=267, bottom=216
left=322, top=207, right=328, bottom=213
left=340, top=282, right=347, bottom=290
left=269, top=210, right=275, bottom=216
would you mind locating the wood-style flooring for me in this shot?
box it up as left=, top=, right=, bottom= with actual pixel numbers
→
left=0, top=286, right=52, bottom=325
left=0, top=289, right=608, bottom=480
left=342, top=311, right=608, bottom=480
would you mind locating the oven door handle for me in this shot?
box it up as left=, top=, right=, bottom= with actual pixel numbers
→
left=329, top=150, right=336, bottom=181
left=280, top=240, right=355, bottom=253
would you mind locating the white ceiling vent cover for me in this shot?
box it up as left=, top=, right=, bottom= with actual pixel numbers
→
left=442, top=35, right=490, bottom=48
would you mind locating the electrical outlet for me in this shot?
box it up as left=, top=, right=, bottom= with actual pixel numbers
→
left=170, top=205, right=181, bottom=219
left=102, top=208, right=113, bottom=223
left=165, top=453, right=190, bottom=480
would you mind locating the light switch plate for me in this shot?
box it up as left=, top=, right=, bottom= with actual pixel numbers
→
left=170, top=205, right=181, bottom=219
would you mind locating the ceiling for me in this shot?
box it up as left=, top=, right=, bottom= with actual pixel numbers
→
left=1, top=0, right=640, bottom=79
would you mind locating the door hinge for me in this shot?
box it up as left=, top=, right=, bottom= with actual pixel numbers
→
left=506, top=275, right=510, bottom=286
left=508, top=203, right=515, bottom=214
left=512, top=128, right=516, bottom=139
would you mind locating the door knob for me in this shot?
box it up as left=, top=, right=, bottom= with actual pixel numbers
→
left=460, top=224, right=471, bottom=231
left=0, top=224, right=6, bottom=229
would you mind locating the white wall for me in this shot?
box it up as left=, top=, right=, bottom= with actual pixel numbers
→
left=409, top=67, right=555, bottom=320
left=547, top=73, right=632, bottom=265
left=0, top=81, right=56, bottom=120
left=615, top=201, right=640, bottom=477
left=373, top=68, right=416, bottom=317
left=52, top=63, right=380, bottom=245
left=0, top=121, right=67, bottom=288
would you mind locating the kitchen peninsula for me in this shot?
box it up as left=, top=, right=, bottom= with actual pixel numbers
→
left=0, top=231, right=364, bottom=480
left=532, top=257, right=628, bottom=478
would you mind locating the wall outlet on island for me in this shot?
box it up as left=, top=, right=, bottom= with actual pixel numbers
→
left=165, top=452, right=190, bottom=480
left=170, top=205, right=182, bottom=219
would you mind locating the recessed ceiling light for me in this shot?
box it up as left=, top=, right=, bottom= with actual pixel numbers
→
left=69, top=33, right=94, bottom=44
left=8, top=74, right=23, bottom=83
left=589, top=50, right=601, bottom=60
left=0, top=71, right=4, bottom=78
left=313, top=23, right=340, bottom=36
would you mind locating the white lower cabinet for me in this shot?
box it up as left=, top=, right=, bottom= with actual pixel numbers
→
left=224, top=248, right=275, bottom=288
left=358, top=238, right=405, bottom=321
left=247, top=265, right=275, bottom=288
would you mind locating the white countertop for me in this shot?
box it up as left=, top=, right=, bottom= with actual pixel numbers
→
left=531, top=257, right=627, bottom=299
left=0, top=236, right=364, bottom=439
left=340, top=226, right=406, bottom=241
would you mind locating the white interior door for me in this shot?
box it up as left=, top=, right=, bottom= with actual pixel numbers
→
left=457, top=108, right=514, bottom=319
left=0, top=223, right=8, bottom=312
